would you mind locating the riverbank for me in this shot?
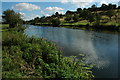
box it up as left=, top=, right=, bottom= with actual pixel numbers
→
left=2, top=24, right=94, bottom=79
left=31, top=23, right=120, bottom=34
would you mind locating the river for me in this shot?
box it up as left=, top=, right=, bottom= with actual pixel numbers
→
left=25, top=25, right=118, bottom=78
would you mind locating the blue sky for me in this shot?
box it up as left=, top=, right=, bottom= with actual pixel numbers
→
left=1, top=1, right=119, bottom=21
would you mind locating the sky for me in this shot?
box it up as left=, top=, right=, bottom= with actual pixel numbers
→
left=1, top=0, right=120, bottom=21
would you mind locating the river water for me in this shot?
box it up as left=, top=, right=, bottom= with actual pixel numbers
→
left=25, top=25, right=119, bottom=78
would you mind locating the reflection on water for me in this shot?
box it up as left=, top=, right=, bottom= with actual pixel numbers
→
left=25, top=25, right=118, bottom=78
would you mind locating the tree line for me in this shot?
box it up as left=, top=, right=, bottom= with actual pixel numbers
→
left=25, top=3, right=120, bottom=28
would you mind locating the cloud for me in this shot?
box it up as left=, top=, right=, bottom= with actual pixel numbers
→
left=60, top=0, right=94, bottom=8
left=42, top=7, right=64, bottom=16
left=61, top=0, right=68, bottom=3
left=12, top=3, right=40, bottom=11
left=25, top=14, right=40, bottom=21
left=19, top=12, right=40, bottom=21
left=45, top=7, right=64, bottom=11
left=40, top=11, right=50, bottom=16
left=100, top=0, right=108, bottom=5
left=19, top=12, right=25, bottom=17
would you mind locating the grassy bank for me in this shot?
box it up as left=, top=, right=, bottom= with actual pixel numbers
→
left=2, top=24, right=94, bottom=79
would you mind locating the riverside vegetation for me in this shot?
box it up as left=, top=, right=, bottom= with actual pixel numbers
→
left=2, top=9, right=94, bottom=79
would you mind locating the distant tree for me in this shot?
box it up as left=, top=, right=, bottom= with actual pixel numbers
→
left=100, top=4, right=108, bottom=10
left=73, top=14, right=79, bottom=22
left=65, top=10, right=74, bottom=15
left=94, top=14, right=102, bottom=26
left=108, top=3, right=117, bottom=9
left=89, top=4, right=97, bottom=11
left=118, top=6, right=120, bottom=9
left=87, top=13, right=95, bottom=24
left=34, top=17, right=40, bottom=23
left=55, top=12, right=59, bottom=16
left=2, top=9, right=22, bottom=28
left=79, top=10, right=91, bottom=20
left=105, top=10, right=116, bottom=21
left=40, top=16, right=46, bottom=23
left=65, top=14, right=72, bottom=22
left=77, top=8, right=82, bottom=13
left=51, top=18, right=60, bottom=27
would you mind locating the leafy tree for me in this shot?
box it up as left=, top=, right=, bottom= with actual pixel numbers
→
left=39, top=16, right=46, bottom=23
left=77, top=8, right=82, bottom=13
left=105, top=10, right=116, bottom=21
left=73, top=14, right=79, bottom=22
left=88, top=4, right=97, bottom=12
left=33, top=17, right=40, bottom=24
left=100, top=4, right=108, bottom=11
left=108, top=4, right=116, bottom=9
left=94, top=14, right=102, bottom=26
left=2, top=9, right=22, bottom=28
left=51, top=18, right=60, bottom=27
left=55, top=12, right=59, bottom=16
left=65, top=14, right=72, bottom=22
left=87, top=13, right=95, bottom=24
left=118, top=6, right=120, bottom=9
left=65, top=10, right=74, bottom=15
left=79, top=10, right=91, bottom=20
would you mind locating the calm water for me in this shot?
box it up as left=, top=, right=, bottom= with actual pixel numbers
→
left=25, top=25, right=118, bottom=78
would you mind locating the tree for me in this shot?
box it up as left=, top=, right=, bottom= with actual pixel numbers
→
left=118, top=6, right=120, bottom=9
left=79, top=10, right=91, bottom=20
left=55, top=12, right=59, bottom=16
left=65, top=10, right=74, bottom=15
left=100, top=4, right=108, bottom=10
left=77, top=8, right=82, bottom=13
left=94, top=14, right=102, bottom=26
left=88, top=4, right=97, bottom=12
left=39, top=16, right=46, bottom=23
left=73, top=14, right=79, bottom=22
left=3, top=9, right=22, bottom=28
left=51, top=18, right=60, bottom=27
left=105, top=10, right=116, bottom=21
left=87, top=13, right=95, bottom=24
left=65, top=14, right=72, bottom=22
left=108, top=4, right=116, bottom=9
left=34, top=17, right=40, bottom=23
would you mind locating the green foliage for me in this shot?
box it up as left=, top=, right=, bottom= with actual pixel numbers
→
left=65, top=15, right=72, bottom=22
left=2, top=25, right=94, bottom=79
left=105, top=10, right=116, bottom=21
left=73, top=14, right=79, bottom=22
left=3, top=9, right=23, bottom=28
left=51, top=18, right=60, bottom=27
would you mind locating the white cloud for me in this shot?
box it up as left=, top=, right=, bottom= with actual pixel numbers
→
left=100, top=0, right=108, bottom=5
left=43, top=7, right=64, bottom=17
left=60, top=0, right=94, bottom=8
left=19, top=12, right=25, bottom=17
left=45, top=7, right=64, bottom=11
left=19, top=12, right=40, bottom=21
left=72, top=0, right=94, bottom=8
left=61, top=0, right=68, bottom=3
left=25, top=14, right=40, bottom=21
left=12, top=3, right=40, bottom=11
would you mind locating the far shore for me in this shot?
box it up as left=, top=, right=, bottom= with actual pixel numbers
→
left=28, top=23, right=120, bottom=34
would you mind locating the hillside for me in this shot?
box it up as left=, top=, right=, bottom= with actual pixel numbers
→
left=26, top=3, right=120, bottom=31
